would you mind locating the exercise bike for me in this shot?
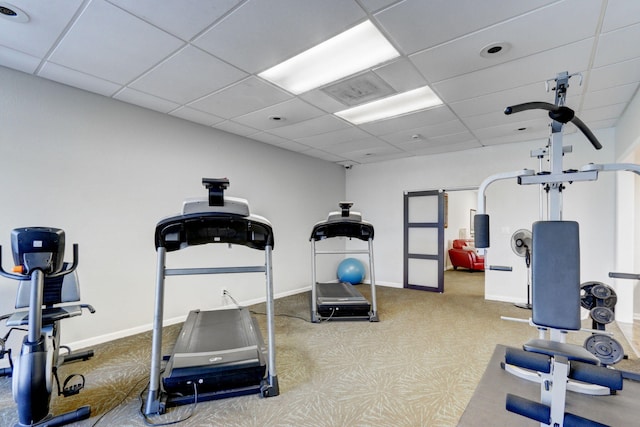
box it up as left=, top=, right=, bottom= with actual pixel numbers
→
left=0, top=227, right=95, bottom=427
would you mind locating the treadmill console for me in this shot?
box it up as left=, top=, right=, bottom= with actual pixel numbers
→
left=311, top=202, right=373, bottom=242
left=156, top=178, right=274, bottom=251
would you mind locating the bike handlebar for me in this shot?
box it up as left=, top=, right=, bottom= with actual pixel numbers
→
left=504, top=101, right=602, bottom=150
left=0, top=243, right=79, bottom=280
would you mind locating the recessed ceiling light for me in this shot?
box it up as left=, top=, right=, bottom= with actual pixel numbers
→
left=335, top=86, right=443, bottom=125
left=0, top=2, right=29, bottom=23
left=259, top=20, right=400, bottom=95
left=480, top=42, right=511, bottom=58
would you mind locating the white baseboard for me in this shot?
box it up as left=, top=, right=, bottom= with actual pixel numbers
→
left=67, top=282, right=403, bottom=350
left=67, top=286, right=312, bottom=351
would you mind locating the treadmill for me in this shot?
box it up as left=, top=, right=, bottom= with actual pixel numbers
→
left=145, top=178, right=279, bottom=416
left=310, top=202, right=379, bottom=322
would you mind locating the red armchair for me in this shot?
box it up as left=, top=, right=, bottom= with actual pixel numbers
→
left=448, top=239, right=485, bottom=271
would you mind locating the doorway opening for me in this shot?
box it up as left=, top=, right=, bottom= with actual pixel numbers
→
left=403, top=187, right=483, bottom=293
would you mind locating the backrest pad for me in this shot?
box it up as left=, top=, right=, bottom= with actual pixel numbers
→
left=15, top=266, right=81, bottom=309
left=531, top=221, right=581, bottom=331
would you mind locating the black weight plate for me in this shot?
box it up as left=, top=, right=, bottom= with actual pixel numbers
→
left=590, top=306, right=615, bottom=325
left=602, top=292, right=618, bottom=309
left=580, top=282, right=596, bottom=310
left=591, top=284, right=612, bottom=300
left=584, top=334, right=624, bottom=365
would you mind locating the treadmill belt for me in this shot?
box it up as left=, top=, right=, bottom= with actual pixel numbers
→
left=163, top=308, right=267, bottom=394
left=316, top=282, right=371, bottom=318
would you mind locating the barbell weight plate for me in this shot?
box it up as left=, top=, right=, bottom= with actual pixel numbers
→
left=580, top=282, right=596, bottom=310
left=580, top=282, right=617, bottom=310
left=590, top=306, right=615, bottom=325
left=591, top=284, right=612, bottom=300
left=584, top=334, right=624, bottom=365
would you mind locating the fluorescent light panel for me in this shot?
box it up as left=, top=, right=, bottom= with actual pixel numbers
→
left=258, top=20, right=400, bottom=94
left=335, top=86, right=443, bottom=125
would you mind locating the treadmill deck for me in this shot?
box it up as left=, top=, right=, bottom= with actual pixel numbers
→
left=163, top=307, right=267, bottom=394
left=316, top=282, right=371, bottom=318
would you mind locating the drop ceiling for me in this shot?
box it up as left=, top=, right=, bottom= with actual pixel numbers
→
left=1, top=0, right=639, bottom=165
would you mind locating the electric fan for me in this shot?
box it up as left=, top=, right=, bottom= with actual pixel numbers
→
left=511, top=229, right=532, bottom=309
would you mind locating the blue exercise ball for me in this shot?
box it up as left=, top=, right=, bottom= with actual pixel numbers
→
left=337, top=258, right=365, bottom=285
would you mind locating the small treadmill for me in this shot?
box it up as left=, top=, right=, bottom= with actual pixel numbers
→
left=310, top=202, right=378, bottom=322
left=145, top=178, right=279, bottom=416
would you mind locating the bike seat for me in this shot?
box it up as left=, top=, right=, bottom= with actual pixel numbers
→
left=6, top=305, right=86, bottom=327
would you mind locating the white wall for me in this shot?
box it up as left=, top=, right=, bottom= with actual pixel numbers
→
left=0, top=66, right=345, bottom=350
left=346, top=129, right=616, bottom=305
left=614, top=89, right=640, bottom=322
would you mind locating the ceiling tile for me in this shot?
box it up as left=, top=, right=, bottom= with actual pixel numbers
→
left=214, top=120, right=259, bottom=136
left=321, top=137, right=391, bottom=155
left=295, top=127, right=372, bottom=149
left=249, top=133, right=311, bottom=152
left=129, top=45, right=247, bottom=104
left=374, top=0, right=557, bottom=54
left=193, top=0, right=366, bottom=73
left=299, top=149, right=348, bottom=162
left=380, top=119, right=468, bottom=145
left=298, top=89, right=350, bottom=113
left=372, top=58, right=427, bottom=92
left=474, top=116, right=551, bottom=145
left=588, top=57, right=640, bottom=91
left=582, top=83, right=639, bottom=110
left=593, top=22, right=640, bottom=67
left=358, top=0, right=401, bottom=13
left=267, top=115, right=352, bottom=139
left=358, top=105, right=457, bottom=136
left=169, top=107, right=224, bottom=126
left=410, top=0, right=601, bottom=83
left=38, top=62, right=121, bottom=96
left=580, top=102, right=628, bottom=123
left=341, top=143, right=404, bottom=159
left=114, top=88, right=179, bottom=113
left=232, top=98, right=325, bottom=130
left=107, top=0, right=243, bottom=41
left=2, top=0, right=639, bottom=165
left=0, top=0, right=85, bottom=57
left=189, top=77, right=291, bottom=119
left=433, top=38, right=594, bottom=103
left=48, top=0, right=184, bottom=83
left=601, top=0, right=640, bottom=32
left=448, top=82, right=558, bottom=118
left=0, top=46, right=41, bottom=73
left=409, top=140, right=482, bottom=157
left=351, top=150, right=409, bottom=164
left=409, top=131, right=478, bottom=149
left=462, top=108, right=552, bottom=131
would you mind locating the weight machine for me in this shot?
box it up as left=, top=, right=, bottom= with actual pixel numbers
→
left=473, top=71, right=640, bottom=427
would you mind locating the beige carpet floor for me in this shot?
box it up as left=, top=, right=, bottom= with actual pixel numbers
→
left=1, top=270, right=638, bottom=426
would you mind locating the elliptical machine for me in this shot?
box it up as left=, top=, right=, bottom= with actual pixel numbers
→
left=0, top=227, right=95, bottom=427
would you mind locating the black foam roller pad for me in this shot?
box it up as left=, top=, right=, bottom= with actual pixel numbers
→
left=505, top=347, right=551, bottom=373
left=563, top=412, right=609, bottom=427
left=474, top=214, right=490, bottom=248
left=506, top=394, right=550, bottom=424
left=570, top=361, right=623, bottom=391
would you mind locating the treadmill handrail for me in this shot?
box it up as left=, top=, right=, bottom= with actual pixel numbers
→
left=155, top=211, right=274, bottom=251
